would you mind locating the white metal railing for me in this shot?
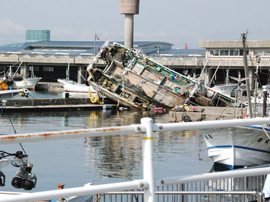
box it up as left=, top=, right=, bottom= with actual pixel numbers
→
left=1, top=117, right=270, bottom=201
left=94, top=167, right=269, bottom=202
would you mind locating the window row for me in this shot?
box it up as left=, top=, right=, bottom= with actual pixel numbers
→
left=210, top=49, right=248, bottom=56
left=254, top=49, right=270, bottom=56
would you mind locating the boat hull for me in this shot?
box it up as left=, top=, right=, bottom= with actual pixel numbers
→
left=211, top=84, right=238, bottom=97
left=57, top=79, right=96, bottom=94
left=11, top=77, right=42, bottom=90
left=200, top=126, right=270, bottom=169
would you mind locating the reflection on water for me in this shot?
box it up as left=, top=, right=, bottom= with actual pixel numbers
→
left=0, top=109, right=213, bottom=191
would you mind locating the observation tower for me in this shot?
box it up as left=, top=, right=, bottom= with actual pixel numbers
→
left=120, top=0, right=140, bottom=49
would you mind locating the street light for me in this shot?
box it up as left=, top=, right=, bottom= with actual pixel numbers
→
left=94, top=33, right=100, bottom=56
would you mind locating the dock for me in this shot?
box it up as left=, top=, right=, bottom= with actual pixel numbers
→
left=0, top=98, right=117, bottom=113
left=168, top=106, right=247, bottom=122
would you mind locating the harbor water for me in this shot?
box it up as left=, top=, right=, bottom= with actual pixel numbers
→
left=0, top=91, right=213, bottom=193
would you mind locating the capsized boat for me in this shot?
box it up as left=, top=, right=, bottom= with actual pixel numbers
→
left=86, top=41, right=244, bottom=109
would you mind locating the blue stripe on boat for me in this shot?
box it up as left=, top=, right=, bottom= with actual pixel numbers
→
left=207, top=145, right=270, bottom=154
left=245, top=125, right=270, bottom=131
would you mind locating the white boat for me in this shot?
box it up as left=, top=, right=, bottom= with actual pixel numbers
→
left=211, top=83, right=238, bottom=97
left=57, top=79, right=96, bottom=95
left=11, top=77, right=42, bottom=90
left=199, top=35, right=270, bottom=170
left=200, top=125, right=270, bottom=169
left=1, top=64, right=42, bottom=90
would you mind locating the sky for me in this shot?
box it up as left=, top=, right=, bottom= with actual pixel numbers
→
left=1, top=0, right=270, bottom=49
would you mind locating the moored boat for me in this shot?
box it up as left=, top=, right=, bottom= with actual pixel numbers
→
left=0, top=64, right=42, bottom=90
left=11, top=77, right=42, bottom=90
left=57, top=79, right=96, bottom=96
left=200, top=125, right=270, bottom=169
left=199, top=33, right=270, bottom=170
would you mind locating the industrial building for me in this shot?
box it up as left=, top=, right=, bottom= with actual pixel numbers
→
left=0, top=40, right=174, bottom=82
left=0, top=39, right=270, bottom=88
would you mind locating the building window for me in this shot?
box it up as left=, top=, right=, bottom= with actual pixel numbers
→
left=34, top=67, right=39, bottom=71
left=254, top=49, right=264, bottom=56
left=210, top=49, right=246, bottom=56
left=265, top=49, right=270, bottom=56
left=230, top=49, right=239, bottom=56
left=210, top=49, right=219, bottom=56
left=220, top=49, right=229, bottom=56
left=43, top=67, right=54, bottom=72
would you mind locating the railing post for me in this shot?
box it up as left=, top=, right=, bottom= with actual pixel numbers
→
left=141, top=117, right=155, bottom=202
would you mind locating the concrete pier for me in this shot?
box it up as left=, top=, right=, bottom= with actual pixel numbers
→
left=1, top=98, right=116, bottom=113
left=168, top=106, right=247, bottom=122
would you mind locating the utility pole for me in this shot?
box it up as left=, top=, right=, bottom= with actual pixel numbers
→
left=241, top=32, right=253, bottom=118
left=253, top=55, right=261, bottom=117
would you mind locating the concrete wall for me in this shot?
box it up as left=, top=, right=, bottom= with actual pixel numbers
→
left=199, top=40, right=270, bottom=48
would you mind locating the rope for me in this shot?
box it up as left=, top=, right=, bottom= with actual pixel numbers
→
left=50, top=98, right=58, bottom=105
left=22, top=80, right=26, bottom=88
left=262, top=126, right=270, bottom=140
left=88, top=91, right=103, bottom=104
left=80, top=98, right=87, bottom=103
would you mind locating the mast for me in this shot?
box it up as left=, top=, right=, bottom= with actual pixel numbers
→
left=241, top=32, right=253, bottom=118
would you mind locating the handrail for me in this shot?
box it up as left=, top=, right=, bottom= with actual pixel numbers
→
left=1, top=117, right=270, bottom=201
left=0, top=180, right=148, bottom=202
left=1, top=117, right=270, bottom=145
left=157, top=166, right=270, bottom=186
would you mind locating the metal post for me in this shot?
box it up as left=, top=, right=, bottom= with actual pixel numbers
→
left=66, top=63, right=70, bottom=80
left=263, top=90, right=267, bottom=117
left=77, top=66, right=82, bottom=84
left=94, top=33, right=97, bottom=56
left=141, top=117, right=155, bottom=202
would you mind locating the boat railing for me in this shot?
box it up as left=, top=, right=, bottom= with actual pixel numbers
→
left=1, top=117, right=270, bottom=202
